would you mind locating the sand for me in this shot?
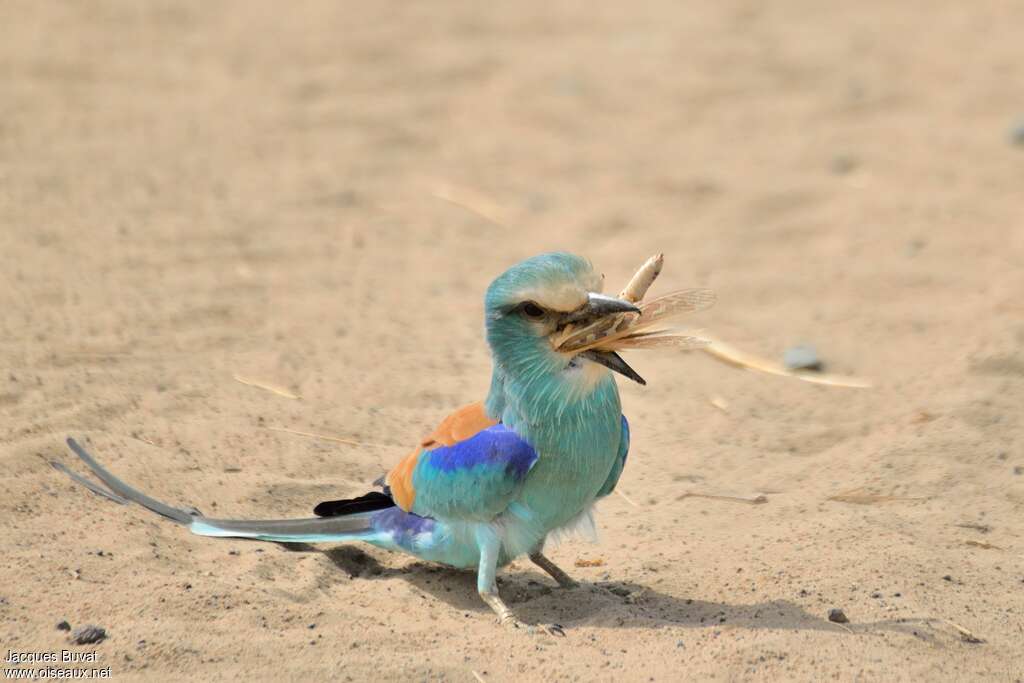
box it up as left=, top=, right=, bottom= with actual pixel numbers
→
left=2, top=2, right=1023, bottom=681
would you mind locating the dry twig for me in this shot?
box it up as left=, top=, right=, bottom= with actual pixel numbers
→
left=827, top=488, right=927, bottom=505
left=678, top=491, right=768, bottom=505
left=233, top=374, right=300, bottom=400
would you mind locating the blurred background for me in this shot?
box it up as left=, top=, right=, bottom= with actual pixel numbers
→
left=1, top=2, right=1022, bottom=680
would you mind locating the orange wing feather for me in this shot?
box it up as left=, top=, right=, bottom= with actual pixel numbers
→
left=420, top=401, right=498, bottom=448
left=385, top=402, right=498, bottom=511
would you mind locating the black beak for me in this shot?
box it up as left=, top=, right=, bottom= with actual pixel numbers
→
left=560, top=293, right=641, bottom=325
left=557, top=293, right=646, bottom=385
left=581, top=349, right=646, bottom=385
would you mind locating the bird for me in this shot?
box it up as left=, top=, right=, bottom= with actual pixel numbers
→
left=56, top=252, right=704, bottom=634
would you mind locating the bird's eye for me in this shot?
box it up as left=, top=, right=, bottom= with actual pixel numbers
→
left=520, top=302, right=545, bottom=319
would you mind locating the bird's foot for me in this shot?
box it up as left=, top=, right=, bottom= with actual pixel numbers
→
left=482, top=584, right=566, bottom=637
left=500, top=614, right=565, bottom=637
left=537, top=622, right=567, bottom=637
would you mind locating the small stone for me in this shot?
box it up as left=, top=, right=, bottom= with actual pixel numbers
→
left=70, top=625, right=107, bottom=644
left=783, top=345, right=823, bottom=372
left=905, top=238, right=927, bottom=256
left=830, top=155, right=859, bottom=175
left=827, top=608, right=849, bottom=624
left=56, top=620, right=71, bottom=631
left=943, top=575, right=953, bottom=582
left=1011, top=121, right=1024, bottom=146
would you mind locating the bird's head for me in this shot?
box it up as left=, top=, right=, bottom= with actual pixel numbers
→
left=484, top=252, right=646, bottom=388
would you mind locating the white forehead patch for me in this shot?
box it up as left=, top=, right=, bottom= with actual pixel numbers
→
left=504, top=265, right=604, bottom=312
left=511, top=284, right=588, bottom=313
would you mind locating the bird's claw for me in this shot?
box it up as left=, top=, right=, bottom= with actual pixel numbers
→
left=501, top=615, right=566, bottom=637
left=536, top=623, right=566, bottom=637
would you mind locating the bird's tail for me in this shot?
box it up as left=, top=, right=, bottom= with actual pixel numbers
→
left=57, top=437, right=384, bottom=544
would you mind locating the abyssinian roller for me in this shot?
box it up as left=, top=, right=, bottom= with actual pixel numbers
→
left=57, top=252, right=716, bottom=634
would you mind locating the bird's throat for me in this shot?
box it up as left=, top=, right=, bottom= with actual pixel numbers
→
left=486, top=363, right=620, bottom=450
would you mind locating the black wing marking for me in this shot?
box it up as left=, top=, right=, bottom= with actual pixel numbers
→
left=313, top=491, right=394, bottom=517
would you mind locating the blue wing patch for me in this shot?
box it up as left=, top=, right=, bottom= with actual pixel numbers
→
left=410, top=424, right=538, bottom=521
left=597, top=415, right=629, bottom=498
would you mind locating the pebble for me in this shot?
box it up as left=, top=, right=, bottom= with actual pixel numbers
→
left=827, top=608, right=849, bottom=624
left=783, top=345, right=823, bottom=372
left=1011, top=121, right=1024, bottom=146
left=56, top=620, right=71, bottom=631
left=70, top=625, right=107, bottom=645
left=830, top=155, right=859, bottom=175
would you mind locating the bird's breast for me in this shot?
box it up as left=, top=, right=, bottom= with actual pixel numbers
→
left=512, top=382, right=623, bottom=531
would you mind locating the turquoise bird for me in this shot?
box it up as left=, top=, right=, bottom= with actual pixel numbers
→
left=58, top=253, right=704, bottom=634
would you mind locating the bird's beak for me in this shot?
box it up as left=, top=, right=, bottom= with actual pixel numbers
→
left=580, top=349, right=646, bottom=385
left=560, top=293, right=641, bottom=324
left=555, top=293, right=647, bottom=385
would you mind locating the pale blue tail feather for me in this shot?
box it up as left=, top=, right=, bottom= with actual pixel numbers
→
left=60, top=437, right=379, bottom=543
left=188, top=517, right=377, bottom=543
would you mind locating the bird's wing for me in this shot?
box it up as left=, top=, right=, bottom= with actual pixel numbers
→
left=384, top=402, right=539, bottom=522
left=420, top=401, right=500, bottom=447
left=596, top=415, right=630, bottom=498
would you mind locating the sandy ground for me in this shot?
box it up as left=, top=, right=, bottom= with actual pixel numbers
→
left=2, top=2, right=1023, bottom=681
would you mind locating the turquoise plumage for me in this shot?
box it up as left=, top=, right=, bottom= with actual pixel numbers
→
left=58, top=252, right=651, bottom=634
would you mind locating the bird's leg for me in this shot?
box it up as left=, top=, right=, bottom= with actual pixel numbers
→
left=479, top=585, right=518, bottom=624
left=476, top=527, right=523, bottom=626
left=475, top=528, right=564, bottom=636
left=529, top=550, right=579, bottom=589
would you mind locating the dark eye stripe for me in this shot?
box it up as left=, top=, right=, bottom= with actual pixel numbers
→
left=520, top=302, right=545, bottom=318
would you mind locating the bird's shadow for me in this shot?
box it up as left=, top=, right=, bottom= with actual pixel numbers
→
left=273, top=544, right=951, bottom=642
